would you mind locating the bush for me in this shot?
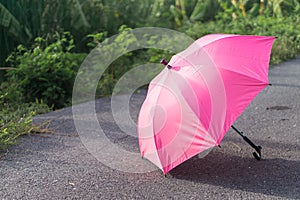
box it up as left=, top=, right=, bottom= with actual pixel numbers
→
left=5, top=32, right=86, bottom=108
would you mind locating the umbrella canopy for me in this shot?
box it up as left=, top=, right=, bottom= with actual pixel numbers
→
left=138, top=34, right=275, bottom=174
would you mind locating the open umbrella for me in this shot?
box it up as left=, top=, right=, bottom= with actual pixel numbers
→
left=138, top=34, right=275, bottom=175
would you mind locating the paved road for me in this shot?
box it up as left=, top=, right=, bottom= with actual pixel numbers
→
left=1, top=57, right=300, bottom=199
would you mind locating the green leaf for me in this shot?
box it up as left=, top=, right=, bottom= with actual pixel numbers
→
left=0, top=3, right=32, bottom=43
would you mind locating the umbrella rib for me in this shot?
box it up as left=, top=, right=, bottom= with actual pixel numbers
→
left=150, top=69, right=171, bottom=171
left=218, top=67, right=269, bottom=85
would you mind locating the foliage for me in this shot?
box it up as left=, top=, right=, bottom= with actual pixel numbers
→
left=0, top=0, right=92, bottom=66
left=77, top=26, right=171, bottom=99
left=81, top=25, right=193, bottom=98
left=5, top=32, right=86, bottom=108
left=0, top=92, right=50, bottom=151
left=0, top=0, right=179, bottom=66
left=0, top=3, right=31, bottom=43
left=0, top=0, right=44, bottom=66
left=1, top=0, right=300, bottom=66
left=215, top=0, right=300, bottom=19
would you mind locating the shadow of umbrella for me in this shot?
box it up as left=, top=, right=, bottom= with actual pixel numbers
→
left=170, top=151, right=300, bottom=199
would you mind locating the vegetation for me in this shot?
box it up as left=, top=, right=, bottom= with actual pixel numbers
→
left=5, top=32, right=86, bottom=108
left=0, top=93, right=50, bottom=151
left=1, top=0, right=300, bottom=150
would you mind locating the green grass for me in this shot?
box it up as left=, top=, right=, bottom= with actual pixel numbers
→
left=0, top=96, right=50, bottom=151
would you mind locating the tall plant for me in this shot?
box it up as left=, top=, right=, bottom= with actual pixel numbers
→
left=0, top=0, right=90, bottom=66
left=0, top=2, right=32, bottom=67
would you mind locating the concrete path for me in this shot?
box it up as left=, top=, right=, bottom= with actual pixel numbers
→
left=1, top=57, right=299, bottom=199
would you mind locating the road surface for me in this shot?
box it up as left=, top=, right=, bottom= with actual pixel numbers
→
left=1, top=57, right=299, bottom=199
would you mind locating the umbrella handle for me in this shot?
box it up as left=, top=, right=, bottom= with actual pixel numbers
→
left=231, top=125, right=262, bottom=160
left=243, top=136, right=262, bottom=160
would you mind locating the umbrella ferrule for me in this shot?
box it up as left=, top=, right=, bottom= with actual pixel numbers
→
left=160, top=58, right=173, bottom=69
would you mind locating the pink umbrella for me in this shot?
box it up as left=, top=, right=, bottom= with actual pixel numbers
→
left=138, top=34, right=275, bottom=175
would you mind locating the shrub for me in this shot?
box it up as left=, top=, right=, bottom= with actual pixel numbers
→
left=5, top=32, right=86, bottom=108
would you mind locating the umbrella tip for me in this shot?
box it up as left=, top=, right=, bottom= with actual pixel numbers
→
left=160, top=58, right=168, bottom=66
left=160, top=58, right=173, bottom=69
